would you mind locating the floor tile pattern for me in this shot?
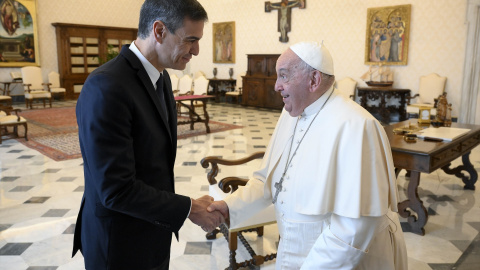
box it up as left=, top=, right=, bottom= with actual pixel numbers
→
left=1, top=102, right=479, bottom=269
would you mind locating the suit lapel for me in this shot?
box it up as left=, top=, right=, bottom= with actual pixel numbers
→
left=120, top=46, right=173, bottom=141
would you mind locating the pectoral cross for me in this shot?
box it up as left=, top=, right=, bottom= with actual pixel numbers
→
left=272, top=175, right=285, bottom=204
left=265, top=0, right=306, bottom=43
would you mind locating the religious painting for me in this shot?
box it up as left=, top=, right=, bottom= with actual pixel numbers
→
left=364, top=4, right=411, bottom=66
left=212, top=21, right=235, bottom=63
left=0, top=0, right=39, bottom=67
left=265, top=0, right=305, bottom=43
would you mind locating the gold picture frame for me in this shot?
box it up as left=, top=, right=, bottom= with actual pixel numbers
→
left=364, top=4, right=411, bottom=66
left=212, top=21, right=235, bottom=63
left=0, top=0, right=40, bottom=67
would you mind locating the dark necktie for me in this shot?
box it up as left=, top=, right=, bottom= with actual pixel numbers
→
left=156, top=75, right=169, bottom=122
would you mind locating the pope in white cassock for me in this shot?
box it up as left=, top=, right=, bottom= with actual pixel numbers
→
left=208, top=41, right=408, bottom=269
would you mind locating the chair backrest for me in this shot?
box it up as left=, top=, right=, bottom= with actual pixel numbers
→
left=194, top=70, right=206, bottom=79
left=169, top=73, right=179, bottom=91
left=48, top=71, right=61, bottom=88
left=21, top=66, right=44, bottom=91
left=193, top=75, right=210, bottom=96
left=418, top=73, right=447, bottom=104
left=178, top=74, right=193, bottom=95
left=335, top=77, right=357, bottom=99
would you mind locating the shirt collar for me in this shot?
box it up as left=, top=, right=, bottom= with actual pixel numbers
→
left=129, top=41, right=161, bottom=87
left=301, top=85, right=334, bottom=117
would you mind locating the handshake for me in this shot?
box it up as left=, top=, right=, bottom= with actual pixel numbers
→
left=188, top=195, right=229, bottom=232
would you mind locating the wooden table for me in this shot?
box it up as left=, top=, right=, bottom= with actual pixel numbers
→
left=385, top=120, right=480, bottom=235
left=207, top=78, right=236, bottom=103
left=0, top=81, right=23, bottom=96
left=175, top=95, right=214, bottom=133
left=357, top=87, right=410, bottom=124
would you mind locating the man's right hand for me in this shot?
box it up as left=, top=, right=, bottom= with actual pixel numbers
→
left=207, top=200, right=229, bottom=221
left=188, top=195, right=224, bottom=232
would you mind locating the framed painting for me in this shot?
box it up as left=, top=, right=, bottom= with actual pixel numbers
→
left=212, top=21, right=235, bottom=63
left=0, top=0, right=40, bottom=67
left=364, top=4, right=411, bottom=66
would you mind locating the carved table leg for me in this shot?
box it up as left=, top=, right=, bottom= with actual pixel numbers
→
left=441, top=151, right=477, bottom=190
left=397, top=170, right=428, bottom=235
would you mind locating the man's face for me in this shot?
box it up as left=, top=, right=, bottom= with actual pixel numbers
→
left=275, top=49, right=312, bottom=117
left=162, top=18, right=204, bottom=70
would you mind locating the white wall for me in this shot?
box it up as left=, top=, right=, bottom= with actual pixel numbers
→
left=1, top=0, right=469, bottom=116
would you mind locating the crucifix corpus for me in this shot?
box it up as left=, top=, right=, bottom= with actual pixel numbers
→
left=265, top=0, right=306, bottom=43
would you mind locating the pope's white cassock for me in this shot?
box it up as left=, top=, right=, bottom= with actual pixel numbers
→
left=224, top=87, right=408, bottom=269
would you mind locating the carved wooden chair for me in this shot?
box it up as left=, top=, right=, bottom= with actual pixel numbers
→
left=406, top=73, right=447, bottom=117
left=191, top=75, right=210, bottom=112
left=335, top=77, right=357, bottom=100
left=169, top=73, right=180, bottom=94
left=21, top=66, right=52, bottom=109
left=48, top=71, right=66, bottom=100
left=225, top=72, right=245, bottom=104
left=0, top=95, right=12, bottom=106
left=0, top=105, right=28, bottom=144
left=201, top=152, right=277, bottom=269
left=176, top=74, right=193, bottom=115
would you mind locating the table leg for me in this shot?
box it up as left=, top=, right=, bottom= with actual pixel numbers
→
left=202, top=101, right=211, bottom=133
left=189, top=100, right=195, bottom=130
left=441, top=151, right=477, bottom=190
left=397, top=170, right=428, bottom=235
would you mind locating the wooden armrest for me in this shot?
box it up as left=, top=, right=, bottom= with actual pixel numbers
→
left=406, top=93, right=419, bottom=105
left=219, top=177, right=249, bottom=193
left=201, top=151, right=265, bottom=185
left=0, top=105, right=21, bottom=118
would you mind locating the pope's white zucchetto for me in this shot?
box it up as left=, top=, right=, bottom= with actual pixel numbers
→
left=290, top=41, right=334, bottom=75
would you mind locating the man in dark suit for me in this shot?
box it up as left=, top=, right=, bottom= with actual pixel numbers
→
left=72, top=1, right=223, bottom=269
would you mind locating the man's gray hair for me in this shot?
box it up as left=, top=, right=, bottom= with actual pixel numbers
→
left=137, top=0, right=208, bottom=39
left=297, top=58, right=335, bottom=87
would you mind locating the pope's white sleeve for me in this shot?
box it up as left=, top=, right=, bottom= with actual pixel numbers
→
left=300, top=213, right=386, bottom=269
left=223, top=177, right=271, bottom=228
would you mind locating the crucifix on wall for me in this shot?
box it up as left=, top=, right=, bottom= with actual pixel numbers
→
left=265, top=0, right=306, bottom=43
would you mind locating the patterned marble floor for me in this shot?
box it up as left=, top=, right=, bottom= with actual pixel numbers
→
left=0, top=101, right=479, bottom=270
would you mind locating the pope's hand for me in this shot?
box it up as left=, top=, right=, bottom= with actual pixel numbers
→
left=188, top=195, right=224, bottom=232
left=207, top=200, right=229, bottom=220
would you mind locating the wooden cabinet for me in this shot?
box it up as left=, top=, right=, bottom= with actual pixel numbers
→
left=53, top=23, right=137, bottom=99
left=242, top=54, right=283, bottom=109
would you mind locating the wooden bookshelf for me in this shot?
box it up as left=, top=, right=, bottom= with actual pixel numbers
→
left=53, top=23, right=137, bottom=99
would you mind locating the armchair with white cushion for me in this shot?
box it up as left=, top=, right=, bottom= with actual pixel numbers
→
left=0, top=105, right=28, bottom=144
left=48, top=71, right=66, bottom=100
left=335, top=77, right=357, bottom=100
left=226, top=72, right=245, bottom=104
left=190, top=75, right=210, bottom=112
left=169, top=73, right=179, bottom=94
left=406, top=73, right=447, bottom=117
left=201, top=152, right=277, bottom=269
left=21, top=66, right=52, bottom=109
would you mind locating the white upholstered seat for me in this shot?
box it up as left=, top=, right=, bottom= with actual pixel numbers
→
left=0, top=105, right=28, bottom=144
left=407, top=73, right=447, bottom=116
left=21, top=66, right=52, bottom=109
left=48, top=71, right=66, bottom=100
left=225, top=72, right=245, bottom=104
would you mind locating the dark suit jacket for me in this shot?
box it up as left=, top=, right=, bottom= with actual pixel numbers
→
left=73, top=45, right=191, bottom=270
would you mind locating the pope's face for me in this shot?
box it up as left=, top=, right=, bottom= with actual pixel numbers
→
left=275, top=49, right=312, bottom=117
left=162, top=18, right=204, bottom=70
